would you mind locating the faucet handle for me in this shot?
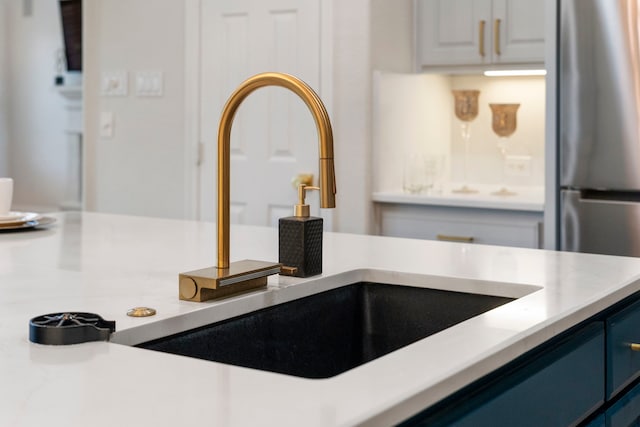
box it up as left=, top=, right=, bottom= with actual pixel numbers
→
left=291, top=173, right=314, bottom=190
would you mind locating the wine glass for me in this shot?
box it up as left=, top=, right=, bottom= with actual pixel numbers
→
left=489, top=103, right=520, bottom=196
left=452, top=90, right=480, bottom=193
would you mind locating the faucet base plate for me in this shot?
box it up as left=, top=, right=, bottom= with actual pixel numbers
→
left=179, top=260, right=281, bottom=302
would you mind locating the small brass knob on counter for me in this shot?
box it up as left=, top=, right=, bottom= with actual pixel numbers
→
left=630, top=343, right=640, bottom=352
left=126, top=307, right=157, bottom=318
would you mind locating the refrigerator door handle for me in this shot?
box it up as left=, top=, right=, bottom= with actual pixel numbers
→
left=561, top=189, right=640, bottom=256
left=578, top=190, right=640, bottom=203
left=561, top=190, right=581, bottom=252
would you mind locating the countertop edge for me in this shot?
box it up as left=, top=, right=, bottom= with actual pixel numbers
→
left=372, top=189, right=545, bottom=212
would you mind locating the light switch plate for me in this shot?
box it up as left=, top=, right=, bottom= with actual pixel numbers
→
left=100, top=112, right=114, bottom=138
left=135, top=71, right=163, bottom=97
left=101, top=71, right=128, bottom=97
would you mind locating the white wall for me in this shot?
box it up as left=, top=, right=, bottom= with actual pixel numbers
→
left=84, top=0, right=186, bottom=218
left=450, top=75, right=546, bottom=187
left=331, top=0, right=414, bottom=234
left=373, top=74, right=546, bottom=192
left=373, top=72, right=452, bottom=193
left=82, top=0, right=415, bottom=233
left=331, top=1, right=372, bottom=234
left=83, top=0, right=412, bottom=233
left=0, top=0, right=8, bottom=177
left=371, top=0, right=414, bottom=73
left=3, top=0, right=67, bottom=210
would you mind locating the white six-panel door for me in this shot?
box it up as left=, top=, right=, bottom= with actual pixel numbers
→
left=198, top=0, right=324, bottom=227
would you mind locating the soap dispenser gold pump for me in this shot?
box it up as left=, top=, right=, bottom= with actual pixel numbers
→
left=279, top=184, right=323, bottom=278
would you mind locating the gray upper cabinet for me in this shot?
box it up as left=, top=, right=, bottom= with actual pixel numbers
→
left=416, top=0, right=545, bottom=69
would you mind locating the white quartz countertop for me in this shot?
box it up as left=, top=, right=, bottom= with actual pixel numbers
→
left=373, top=185, right=545, bottom=212
left=2, top=211, right=640, bottom=426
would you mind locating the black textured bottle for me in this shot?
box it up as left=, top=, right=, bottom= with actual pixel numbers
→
left=279, top=184, right=323, bottom=278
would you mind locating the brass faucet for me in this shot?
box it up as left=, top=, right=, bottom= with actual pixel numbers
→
left=179, top=72, right=337, bottom=302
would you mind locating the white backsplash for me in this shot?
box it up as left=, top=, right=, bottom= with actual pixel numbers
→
left=373, top=71, right=546, bottom=192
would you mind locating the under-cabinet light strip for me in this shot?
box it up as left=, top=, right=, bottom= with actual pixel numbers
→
left=484, top=69, right=547, bottom=77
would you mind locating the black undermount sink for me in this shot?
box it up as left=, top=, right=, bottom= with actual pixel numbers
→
left=138, top=282, right=514, bottom=378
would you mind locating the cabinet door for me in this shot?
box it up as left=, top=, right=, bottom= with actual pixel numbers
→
left=416, top=0, right=545, bottom=68
left=607, top=299, right=640, bottom=400
left=401, top=322, right=605, bottom=427
left=491, top=0, right=545, bottom=64
left=417, top=0, right=491, bottom=67
left=606, top=380, right=640, bottom=427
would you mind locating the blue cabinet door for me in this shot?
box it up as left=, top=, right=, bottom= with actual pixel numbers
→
left=607, top=299, right=640, bottom=400
left=585, top=414, right=605, bottom=427
left=403, top=322, right=605, bottom=427
left=607, top=380, right=640, bottom=427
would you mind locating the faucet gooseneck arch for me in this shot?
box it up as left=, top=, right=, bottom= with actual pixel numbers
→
left=179, top=72, right=337, bottom=302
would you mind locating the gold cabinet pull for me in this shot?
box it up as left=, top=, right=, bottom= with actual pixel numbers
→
left=494, top=19, right=501, bottom=55
left=479, top=20, right=486, bottom=57
left=631, top=343, right=640, bottom=351
left=437, top=234, right=475, bottom=243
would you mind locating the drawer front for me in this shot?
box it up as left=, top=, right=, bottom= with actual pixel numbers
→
left=607, top=299, right=640, bottom=400
left=585, top=414, right=605, bottom=427
left=377, top=205, right=542, bottom=249
left=404, top=322, right=605, bottom=426
left=606, top=380, right=640, bottom=427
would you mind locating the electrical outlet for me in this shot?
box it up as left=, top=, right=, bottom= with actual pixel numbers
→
left=504, top=155, right=532, bottom=177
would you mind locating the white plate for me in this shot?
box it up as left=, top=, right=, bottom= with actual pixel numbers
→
left=0, top=212, right=39, bottom=223
left=0, top=216, right=55, bottom=231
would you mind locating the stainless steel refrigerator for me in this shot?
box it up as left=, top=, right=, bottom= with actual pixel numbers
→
left=560, top=0, right=640, bottom=256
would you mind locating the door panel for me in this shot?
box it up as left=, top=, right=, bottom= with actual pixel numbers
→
left=199, top=0, right=321, bottom=227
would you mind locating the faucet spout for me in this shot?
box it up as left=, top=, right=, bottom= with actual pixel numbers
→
left=217, top=72, right=336, bottom=269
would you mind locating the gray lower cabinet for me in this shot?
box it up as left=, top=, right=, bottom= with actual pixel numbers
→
left=401, top=294, right=640, bottom=426
left=375, top=202, right=543, bottom=249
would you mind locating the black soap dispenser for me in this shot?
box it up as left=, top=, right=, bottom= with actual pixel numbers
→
left=279, top=184, right=323, bottom=278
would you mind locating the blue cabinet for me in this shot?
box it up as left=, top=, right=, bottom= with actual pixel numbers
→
left=402, top=293, right=640, bottom=426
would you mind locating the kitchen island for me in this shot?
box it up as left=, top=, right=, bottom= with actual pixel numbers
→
left=3, top=212, right=640, bottom=426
